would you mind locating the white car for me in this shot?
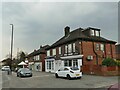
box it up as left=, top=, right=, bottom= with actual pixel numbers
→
left=1, top=66, right=10, bottom=71
left=55, top=66, right=82, bottom=80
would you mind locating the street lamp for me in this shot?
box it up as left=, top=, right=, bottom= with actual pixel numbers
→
left=10, top=24, right=14, bottom=73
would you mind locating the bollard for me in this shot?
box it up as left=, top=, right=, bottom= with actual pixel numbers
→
left=7, top=70, right=9, bottom=75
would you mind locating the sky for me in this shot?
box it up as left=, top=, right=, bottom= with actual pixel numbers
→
left=1, top=1, right=119, bottom=61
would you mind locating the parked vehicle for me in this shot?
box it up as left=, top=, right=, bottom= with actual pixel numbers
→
left=1, top=66, right=10, bottom=71
left=55, top=66, right=82, bottom=80
left=17, top=68, right=32, bottom=77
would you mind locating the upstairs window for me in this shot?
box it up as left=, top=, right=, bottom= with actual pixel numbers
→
left=34, top=55, right=39, bottom=61
left=52, top=48, right=56, bottom=56
left=96, top=44, right=100, bottom=50
left=73, top=43, right=75, bottom=52
left=100, top=44, right=104, bottom=51
left=47, top=50, right=50, bottom=56
left=59, top=47, right=61, bottom=54
left=96, top=31, right=99, bottom=36
left=91, top=30, right=95, bottom=36
left=65, top=45, right=68, bottom=54
left=68, top=44, right=72, bottom=53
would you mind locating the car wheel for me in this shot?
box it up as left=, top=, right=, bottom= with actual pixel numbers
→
left=67, top=74, right=71, bottom=80
left=77, top=77, right=81, bottom=79
left=55, top=73, right=59, bottom=78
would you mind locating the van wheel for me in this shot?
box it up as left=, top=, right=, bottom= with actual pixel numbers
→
left=55, top=73, right=59, bottom=78
left=67, top=74, right=71, bottom=80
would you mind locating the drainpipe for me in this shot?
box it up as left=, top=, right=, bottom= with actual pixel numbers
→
left=92, top=42, right=98, bottom=65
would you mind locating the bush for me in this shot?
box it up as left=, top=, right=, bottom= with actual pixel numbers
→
left=115, top=60, right=120, bottom=66
left=102, top=58, right=117, bottom=66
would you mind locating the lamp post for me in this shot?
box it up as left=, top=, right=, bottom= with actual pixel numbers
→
left=10, top=24, right=14, bottom=73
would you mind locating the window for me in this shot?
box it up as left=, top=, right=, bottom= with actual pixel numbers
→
left=64, top=60, right=72, bottom=67
left=100, top=44, right=104, bottom=51
left=91, top=30, right=94, bottom=36
left=36, top=55, right=39, bottom=60
left=34, top=55, right=39, bottom=61
left=96, top=31, right=99, bottom=36
left=96, top=44, right=100, bottom=50
left=65, top=45, right=67, bottom=53
left=73, top=60, right=78, bottom=67
left=47, top=50, right=50, bottom=56
left=52, top=61, right=54, bottom=70
left=59, top=47, right=61, bottom=54
left=64, top=68, right=69, bottom=71
left=73, top=43, right=75, bottom=52
left=68, top=44, right=72, bottom=53
left=52, top=49, right=56, bottom=56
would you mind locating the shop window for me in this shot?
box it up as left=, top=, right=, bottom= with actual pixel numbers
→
left=73, top=60, right=78, bottom=67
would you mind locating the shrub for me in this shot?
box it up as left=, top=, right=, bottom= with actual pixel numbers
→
left=115, top=60, right=120, bottom=66
left=102, top=58, right=117, bottom=66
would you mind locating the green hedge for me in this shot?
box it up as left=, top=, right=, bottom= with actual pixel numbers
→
left=102, top=58, right=117, bottom=66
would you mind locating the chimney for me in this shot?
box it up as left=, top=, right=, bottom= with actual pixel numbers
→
left=40, top=45, right=42, bottom=48
left=64, top=26, right=70, bottom=36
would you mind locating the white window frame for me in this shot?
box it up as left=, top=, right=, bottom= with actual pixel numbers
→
left=96, top=44, right=100, bottom=50
left=47, top=50, right=50, bottom=56
left=59, top=47, right=61, bottom=54
left=100, top=44, right=104, bottom=51
left=73, top=43, right=75, bottom=52
left=52, top=48, right=56, bottom=56
left=96, top=31, right=99, bottom=36
left=68, top=44, right=72, bottom=53
left=65, top=45, right=67, bottom=53
left=91, top=30, right=94, bottom=36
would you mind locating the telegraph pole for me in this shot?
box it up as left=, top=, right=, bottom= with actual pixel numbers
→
left=10, top=24, right=14, bottom=73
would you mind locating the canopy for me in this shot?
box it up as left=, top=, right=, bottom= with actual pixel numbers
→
left=18, top=61, right=27, bottom=65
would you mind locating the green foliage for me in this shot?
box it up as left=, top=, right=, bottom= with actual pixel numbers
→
left=115, top=60, right=120, bottom=66
left=102, top=58, right=117, bottom=66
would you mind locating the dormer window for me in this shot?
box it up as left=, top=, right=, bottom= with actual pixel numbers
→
left=96, top=31, right=99, bottom=36
left=91, top=30, right=95, bottom=36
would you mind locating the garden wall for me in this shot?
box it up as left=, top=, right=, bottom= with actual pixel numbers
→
left=82, top=65, right=120, bottom=76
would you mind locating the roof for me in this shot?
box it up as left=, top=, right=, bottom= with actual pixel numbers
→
left=46, top=27, right=116, bottom=50
left=27, top=45, right=49, bottom=57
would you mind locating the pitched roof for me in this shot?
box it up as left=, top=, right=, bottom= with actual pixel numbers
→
left=46, top=27, right=116, bottom=49
left=27, top=45, right=49, bottom=57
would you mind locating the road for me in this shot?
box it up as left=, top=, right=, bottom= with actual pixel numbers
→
left=1, top=70, right=119, bottom=89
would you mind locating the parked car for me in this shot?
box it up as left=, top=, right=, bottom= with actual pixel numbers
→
left=1, top=66, right=10, bottom=71
left=55, top=66, right=82, bottom=80
left=17, top=68, right=32, bottom=77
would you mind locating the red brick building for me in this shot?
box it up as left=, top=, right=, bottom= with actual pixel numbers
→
left=27, top=45, right=49, bottom=71
left=45, top=26, right=116, bottom=73
left=116, top=44, right=120, bottom=59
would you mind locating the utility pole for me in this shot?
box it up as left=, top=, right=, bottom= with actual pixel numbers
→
left=10, top=24, right=14, bottom=73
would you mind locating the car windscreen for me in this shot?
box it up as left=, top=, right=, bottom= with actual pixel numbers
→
left=70, top=67, right=79, bottom=70
left=21, top=68, right=30, bottom=72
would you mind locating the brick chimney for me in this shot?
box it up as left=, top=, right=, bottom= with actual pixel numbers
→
left=64, top=26, right=70, bottom=36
